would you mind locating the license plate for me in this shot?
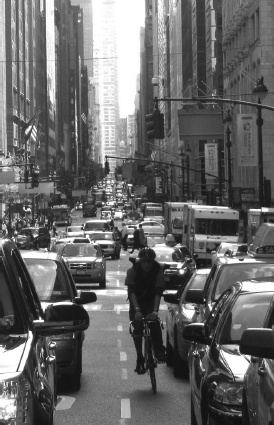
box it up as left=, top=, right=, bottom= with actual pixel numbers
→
left=77, top=270, right=86, bottom=275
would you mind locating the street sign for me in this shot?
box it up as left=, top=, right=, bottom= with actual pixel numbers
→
left=17, top=182, right=54, bottom=194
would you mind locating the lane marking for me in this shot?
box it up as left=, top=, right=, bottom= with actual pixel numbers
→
left=84, top=304, right=102, bottom=311
left=121, top=399, right=131, bottom=419
left=117, top=323, right=123, bottom=331
left=120, top=352, right=127, bottom=361
left=121, top=368, right=128, bottom=380
left=56, top=396, right=76, bottom=410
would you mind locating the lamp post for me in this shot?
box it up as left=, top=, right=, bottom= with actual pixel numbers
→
left=185, top=145, right=191, bottom=200
left=223, top=110, right=232, bottom=207
left=252, top=77, right=268, bottom=207
left=180, top=149, right=185, bottom=201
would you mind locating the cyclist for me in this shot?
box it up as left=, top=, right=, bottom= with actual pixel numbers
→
left=125, top=247, right=166, bottom=374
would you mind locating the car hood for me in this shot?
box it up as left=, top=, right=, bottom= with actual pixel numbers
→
left=0, top=335, right=28, bottom=373
left=219, top=344, right=250, bottom=381
left=64, top=256, right=99, bottom=262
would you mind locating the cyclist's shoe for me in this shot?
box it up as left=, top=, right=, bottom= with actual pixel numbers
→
left=134, top=358, right=146, bottom=375
left=156, top=346, right=166, bottom=363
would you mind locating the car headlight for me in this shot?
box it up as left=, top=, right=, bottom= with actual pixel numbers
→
left=212, top=382, right=243, bottom=405
left=178, top=267, right=188, bottom=275
left=0, top=373, right=31, bottom=423
left=94, top=262, right=104, bottom=269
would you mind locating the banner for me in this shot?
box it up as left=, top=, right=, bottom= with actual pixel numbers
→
left=236, top=114, right=257, bottom=166
left=204, top=143, right=218, bottom=179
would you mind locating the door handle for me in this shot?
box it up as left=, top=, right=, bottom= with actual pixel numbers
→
left=49, top=341, right=56, bottom=351
left=46, top=355, right=56, bottom=365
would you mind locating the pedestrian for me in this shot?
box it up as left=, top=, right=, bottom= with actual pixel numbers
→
left=52, top=221, right=57, bottom=237
left=121, top=222, right=128, bottom=251
left=138, top=223, right=147, bottom=248
left=129, top=226, right=140, bottom=254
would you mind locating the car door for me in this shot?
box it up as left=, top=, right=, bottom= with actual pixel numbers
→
left=189, top=290, right=232, bottom=409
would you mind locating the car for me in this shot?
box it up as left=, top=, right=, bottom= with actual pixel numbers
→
left=83, top=219, right=111, bottom=237
left=114, top=210, right=123, bottom=220
left=13, top=226, right=39, bottom=249
left=0, top=237, right=89, bottom=424
left=211, top=242, right=248, bottom=265
left=163, top=268, right=211, bottom=378
left=66, top=225, right=85, bottom=237
left=152, top=245, right=195, bottom=288
left=21, top=250, right=97, bottom=390
left=174, top=244, right=197, bottom=272
left=240, top=326, right=274, bottom=425
left=51, top=236, right=91, bottom=253
left=146, top=234, right=166, bottom=247
left=186, top=254, right=274, bottom=324
left=89, top=231, right=121, bottom=259
left=183, top=278, right=274, bottom=425
left=75, top=203, right=83, bottom=211
left=139, top=220, right=165, bottom=235
left=61, top=242, right=106, bottom=288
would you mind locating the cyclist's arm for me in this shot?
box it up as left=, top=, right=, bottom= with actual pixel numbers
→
left=125, top=268, right=141, bottom=311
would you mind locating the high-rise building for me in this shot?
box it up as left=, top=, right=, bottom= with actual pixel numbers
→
left=92, top=0, right=120, bottom=173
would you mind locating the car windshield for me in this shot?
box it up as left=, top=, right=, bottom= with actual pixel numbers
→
left=0, top=270, right=24, bottom=333
left=84, top=222, right=108, bottom=230
left=24, top=259, right=70, bottom=301
left=90, top=233, right=113, bottom=241
left=219, top=292, right=273, bottom=344
left=63, top=244, right=99, bottom=257
left=153, top=249, right=184, bottom=262
left=67, top=227, right=82, bottom=232
left=142, top=221, right=161, bottom=227
left=214, top=263, right=274, bottom=300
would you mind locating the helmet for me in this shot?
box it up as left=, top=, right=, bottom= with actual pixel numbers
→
left=138, top=247, right=156, bottom=261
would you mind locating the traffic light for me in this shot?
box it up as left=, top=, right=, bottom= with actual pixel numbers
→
left=104, top=160, right=110, bottom=175
left=145, top=110, right=165, bottom=139
left=31, top=169, right=39, bottom=188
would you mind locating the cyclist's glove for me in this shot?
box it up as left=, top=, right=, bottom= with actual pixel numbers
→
left=135, top=311, right=143, bottom=321
left=148, top=311, right=158, bottom=321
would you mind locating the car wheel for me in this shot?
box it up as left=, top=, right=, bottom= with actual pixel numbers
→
left=191, top=394, right=198, bottom=425
left=173, top=329, right=189, bottom=378
left=166, top=331, right=174, bottom=366
left=100, top=277, right=106, bottom=289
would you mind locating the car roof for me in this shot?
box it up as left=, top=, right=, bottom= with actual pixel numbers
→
left=215, top=254, right=274, bottom=266
left=235, top=279, right=274, bottom=293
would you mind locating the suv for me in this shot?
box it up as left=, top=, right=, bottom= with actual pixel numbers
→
left=0, top=238, right=89, bottom=424
left=83, top=219, right=111, bottom=237
left=186, top=255, right=274, bottom=323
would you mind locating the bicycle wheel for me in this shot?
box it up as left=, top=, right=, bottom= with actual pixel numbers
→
left=145, top=338, right=157, bottom=394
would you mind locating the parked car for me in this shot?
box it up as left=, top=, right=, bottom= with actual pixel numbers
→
left=66, top=225, right=85, bottom=237
left=240, top=326, right=274, bottom=425
left=61, top=242, right=106, bottom=288
left=89, top=231, right=121, bottom=259
left=152, top=245, right=195, bottom=288
left=186, top=254, right=274, bottom=324
left=211, top=241, right=248, bottom=265
left=0, top=237, right=89, bottom=424
left=21, top=250, right=97, bottom=390
left=183, top=279, right=274, bottom=425
left=163, top=268, right=211, bottom=378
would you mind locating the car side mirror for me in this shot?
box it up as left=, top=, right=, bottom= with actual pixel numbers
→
left=75, top=291, right=97, bottom=305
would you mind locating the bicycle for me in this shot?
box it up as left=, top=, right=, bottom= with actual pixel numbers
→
left=129, top=317, right=164, bottom=394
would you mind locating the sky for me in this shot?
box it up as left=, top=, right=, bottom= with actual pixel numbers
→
left=116, top=0, right=145, bottom=117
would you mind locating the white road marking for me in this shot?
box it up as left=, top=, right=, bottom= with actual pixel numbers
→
left=84, top=304, right=102, bottom=311
left=56, top=396, right=76, bottom=410
left=121, top=368, right=128, bottom=380
left=116, top=279, right=120, bottom=287
left=117, top=323, right=123, bottom=331
left=114, top=304, right=129, bottom=311
left=120, top=352, right=127, bottom=361
left=121, top=399, right=131, bottom=419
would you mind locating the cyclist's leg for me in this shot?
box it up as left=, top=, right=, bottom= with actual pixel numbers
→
left=148, top=320, right=166, bottom=361
left=130, top=310, right=145, bottom=374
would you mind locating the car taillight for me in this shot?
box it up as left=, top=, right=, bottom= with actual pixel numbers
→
left=0, top=373, right=31, bottom=423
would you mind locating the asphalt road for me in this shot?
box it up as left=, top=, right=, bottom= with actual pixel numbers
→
left=54, top=209, right=191, bottom=425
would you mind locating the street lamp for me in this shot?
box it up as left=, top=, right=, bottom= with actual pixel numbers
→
left=185, top=144, right=191, bottom=200
left=180, top=149, right=185, bottom=201
left=223, top=110, right=232, bottom=207
left=253, top=76, right=268, bottom=207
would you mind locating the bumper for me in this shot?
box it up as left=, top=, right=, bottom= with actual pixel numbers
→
left=101, top=248, right=115, bottom=257
left=70, top=269, right=105, bottom=283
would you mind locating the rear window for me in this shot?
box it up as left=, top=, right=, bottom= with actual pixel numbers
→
left=214, top=263, right=274, bottom=300
left=24, top=259, right=71, bottom=302
left=63, top=244, right=100, bottom=257
left=84, top=222, right=108, bottom=231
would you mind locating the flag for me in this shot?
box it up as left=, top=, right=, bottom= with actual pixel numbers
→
left=21, top=111, right=41, bottom=144
left=150, top=150, right=157, bottom=161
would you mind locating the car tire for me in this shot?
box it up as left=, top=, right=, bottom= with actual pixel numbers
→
left=173, top=329, right=189, bottom=378
left=166, top=331, right=174, bottom=366
left=100, top=277, right=106, bottom=289
left=191, top=394, right=198, bottom=425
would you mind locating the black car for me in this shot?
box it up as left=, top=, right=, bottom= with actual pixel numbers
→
left=21, top=250, right=97, bottom=390
left=0, top=238, right=89, bottom=424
